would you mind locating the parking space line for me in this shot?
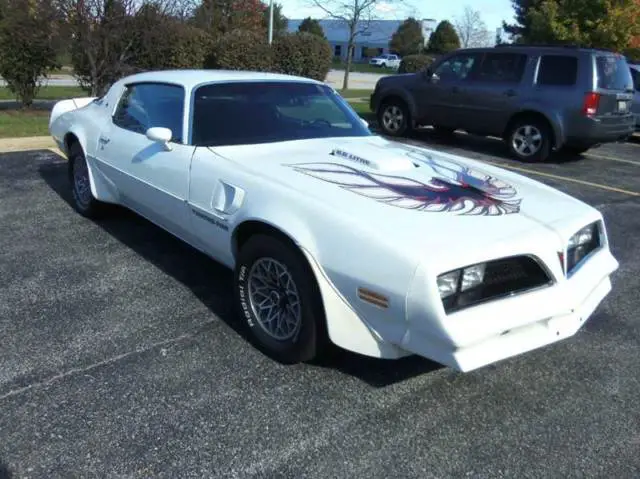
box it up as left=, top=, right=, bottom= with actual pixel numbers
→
left=483, top=160, right=640, bottom=197
left=583, top=152, right=640, bottom=166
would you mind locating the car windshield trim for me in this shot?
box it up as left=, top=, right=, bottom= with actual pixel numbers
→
left=189, top=81, right=372, bottom=147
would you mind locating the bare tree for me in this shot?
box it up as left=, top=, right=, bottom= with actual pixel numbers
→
left=55, top=0, right=142, bottom=95
left=454, top=5, right=492, bottom=48
left=308, top=0, right=402, bottom=90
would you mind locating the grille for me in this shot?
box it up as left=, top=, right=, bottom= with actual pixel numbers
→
left=442, top=256, right=554, bottom=314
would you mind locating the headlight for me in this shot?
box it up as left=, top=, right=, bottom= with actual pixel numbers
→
left=437, top=263, right=486, bottom=299
left=437, top=270, right=461, bottom=298
left=566, top=222, right=601, bottom=274
left=568, top=224, right=595, bottom=249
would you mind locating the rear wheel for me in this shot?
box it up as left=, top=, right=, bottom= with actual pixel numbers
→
left=506, top=117, right=552, bottom=162
left=68, top=142, right=104, bottom=218
left=234, top=234, right=326, bottom=364
left=377, top=98, right=411, bottom=136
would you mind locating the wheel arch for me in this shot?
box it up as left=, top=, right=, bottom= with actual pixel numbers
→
left=230, top=218, right=399, bottom=359
left=504, top=109, right=564, bottom=149
left=377, top=89, right=418, bottom=121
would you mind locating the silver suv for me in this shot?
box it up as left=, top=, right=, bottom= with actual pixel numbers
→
left=370, top=45, right=636, bottom=162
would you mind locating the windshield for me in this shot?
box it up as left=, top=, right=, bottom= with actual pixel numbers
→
left=190, top=81, right=372, bottom=146
left=595, top=55, right=633, bottom=91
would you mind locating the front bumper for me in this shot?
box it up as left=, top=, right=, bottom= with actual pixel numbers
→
left=400, top=244, right=619, bottom=372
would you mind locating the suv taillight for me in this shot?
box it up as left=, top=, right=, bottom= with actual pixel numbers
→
left=582, top=92, right=600, bottom=117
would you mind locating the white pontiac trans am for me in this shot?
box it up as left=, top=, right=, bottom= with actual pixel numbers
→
left=49, top=69, right=619, bottom=372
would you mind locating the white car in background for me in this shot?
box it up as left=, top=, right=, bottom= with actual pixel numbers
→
left=48, top=69, right=619, bottom=373
left=369, top=54, right=401, bottom=69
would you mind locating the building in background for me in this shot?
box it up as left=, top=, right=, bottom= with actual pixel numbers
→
left=287, top=18, right=437, bottom=62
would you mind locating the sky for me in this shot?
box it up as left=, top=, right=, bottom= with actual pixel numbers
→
left=277, top=0, right=516, bottom=34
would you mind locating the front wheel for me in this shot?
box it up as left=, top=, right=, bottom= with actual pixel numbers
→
left=506, top=117, right=552, bottom=162
left=68, top=142, right=104, bottom=218
left=377, top=99, right=411, bottom=136
left=234, top=234, right=326, bottom=364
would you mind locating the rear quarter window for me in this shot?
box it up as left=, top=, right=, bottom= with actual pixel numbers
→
left=595, top=55, right=633, bottom=90
left=537, top=55, right=578, bottom=86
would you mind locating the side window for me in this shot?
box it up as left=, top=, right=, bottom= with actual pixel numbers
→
left=630, top=68, right=639, bottom=91
left=537, top=55, right=578, bottom=86
left=112, top=83, right=185, bottom=142
left=475, top=53, right=528, bottom=83
left=433, top=53, right=480, bottom=82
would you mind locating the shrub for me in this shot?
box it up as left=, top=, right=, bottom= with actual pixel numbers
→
left=0, top=0, right=59, bottom=106
left=398, top=54, right=435, bottom=74
left=205, top=30, right=273, bottom=71
left=272, top=32, right=332, bottom=81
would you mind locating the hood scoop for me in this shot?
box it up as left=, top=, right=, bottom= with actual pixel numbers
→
left=329, top=144, right=418, bottom=172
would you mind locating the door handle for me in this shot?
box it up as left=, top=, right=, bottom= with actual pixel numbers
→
left=504, top=89, right=517, bottom=97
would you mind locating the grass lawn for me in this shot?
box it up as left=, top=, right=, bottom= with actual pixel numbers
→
left=332, top=61, right=396, bottom=75
left=0, top=86, right=86, bottom=101
left=0, top=110, right=50, bottom=138
left=337, top=89, right=373, bottom=99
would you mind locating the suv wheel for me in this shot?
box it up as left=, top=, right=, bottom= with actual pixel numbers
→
left=378, top=99, right=410, bottom=136
left=506, top=117, right=551, bottom=162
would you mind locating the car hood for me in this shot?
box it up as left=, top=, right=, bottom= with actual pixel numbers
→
left=211, top=135, right=597, bottom=252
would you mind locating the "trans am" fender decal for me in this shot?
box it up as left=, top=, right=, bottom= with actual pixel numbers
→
left=287, top=154, right=522, bottom=216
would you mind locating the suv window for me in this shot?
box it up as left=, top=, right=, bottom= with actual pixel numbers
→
left=595, top=55, right=633, bottom=90
left=537, top=55, right=578, bottom=86
left=475, top=52, right=527, bottom=83
left=630, top=67, right=640, bottom=91
left=433, top=52, right=481, bottom=82
left=113, top=83, right=185, bottom=142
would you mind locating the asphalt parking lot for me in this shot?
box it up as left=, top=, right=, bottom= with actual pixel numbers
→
left=1, top=134, right=639, bottom=478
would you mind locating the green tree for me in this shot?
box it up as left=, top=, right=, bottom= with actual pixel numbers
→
left=272, top=31, right=332, bottom=80
left=526, top=0, right=640, bottom=51
left=426, top=20, right=460, bottom=54
left=0, top=0, right=60, bottom=106
left=297, top=16, right=325, bottom=39
left=502, top=0, right=545, bottom=42
left=389, top=17, right=424, bottom=57
left=262, top=2, right=288, bottom=38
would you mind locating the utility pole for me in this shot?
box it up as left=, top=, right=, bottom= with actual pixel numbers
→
left=268, top=0, right=274, bottom=44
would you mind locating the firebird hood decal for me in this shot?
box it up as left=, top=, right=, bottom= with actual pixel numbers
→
left=287, top=151, right=523, bottom=216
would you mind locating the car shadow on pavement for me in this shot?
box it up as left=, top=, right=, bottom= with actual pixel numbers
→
left=37, top=156, right=443, bottom=387
left=0, top=461, right=12, bottom=479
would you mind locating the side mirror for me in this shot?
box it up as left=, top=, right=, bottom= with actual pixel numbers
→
left=146, top=127, right=173, bottom=151
left=361, top=118, right=369, bottom=128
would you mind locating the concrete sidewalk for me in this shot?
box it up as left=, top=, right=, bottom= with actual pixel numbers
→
left=0, top=136, right=61, bottom=155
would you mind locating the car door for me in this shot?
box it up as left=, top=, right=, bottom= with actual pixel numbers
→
left=94, top=82, right=196, bottom=242
left=410, top=51, right=483, bottom=128
left=459, top=51, right=529, bottom=135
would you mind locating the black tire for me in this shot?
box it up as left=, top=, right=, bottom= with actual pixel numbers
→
left=377, top=98, right=411, bottom=137
left=67, top=141, right=104, bottom=218
left=234, top=234, right=327, bottom=364
left=505, top=116, right=552, bottom=162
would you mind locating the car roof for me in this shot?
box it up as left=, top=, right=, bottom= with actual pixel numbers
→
left=458, top=44, right=623, bottom=56
left=117, top=69, right=324, bottom=90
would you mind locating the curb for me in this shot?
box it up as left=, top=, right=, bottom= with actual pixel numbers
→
left=0, top=136, right=62, bottom=154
